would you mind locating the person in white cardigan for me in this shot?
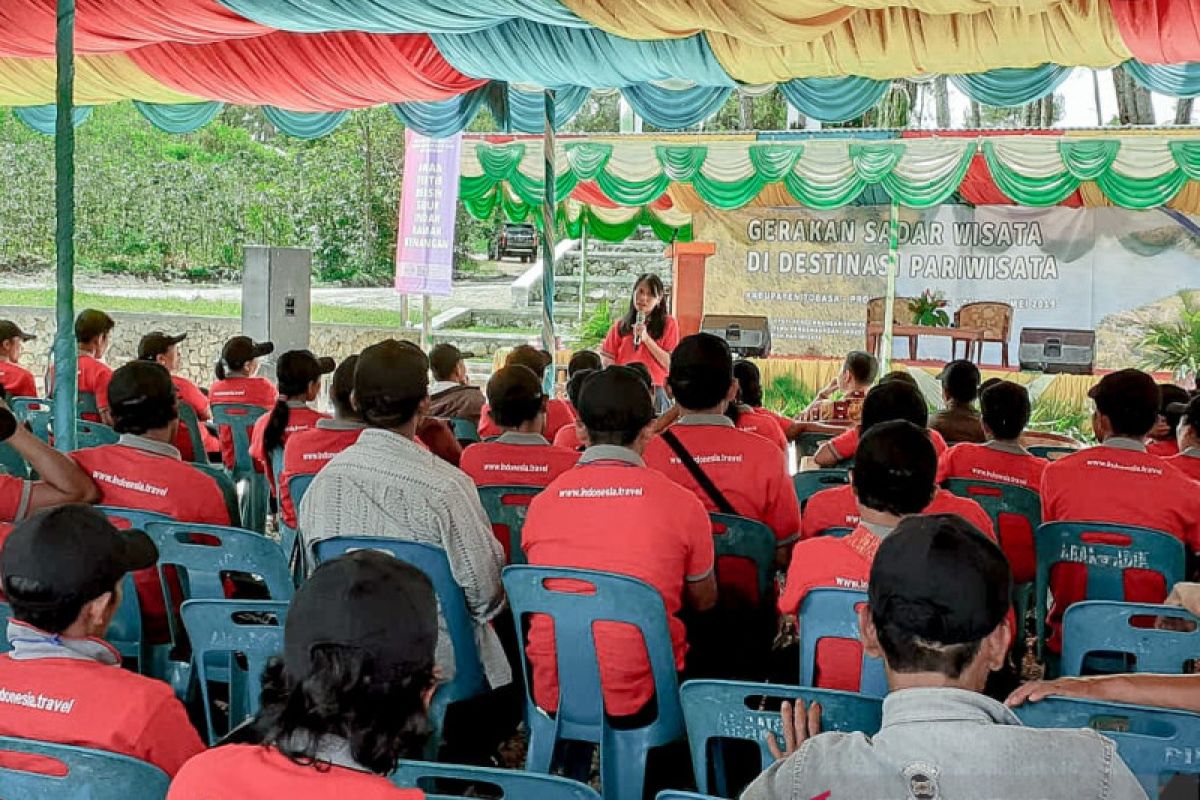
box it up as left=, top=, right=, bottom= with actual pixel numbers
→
left=298, top=339, right=511, bottom=694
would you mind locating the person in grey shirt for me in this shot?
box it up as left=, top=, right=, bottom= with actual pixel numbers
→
left=742, top=514, right=1146, bottom=800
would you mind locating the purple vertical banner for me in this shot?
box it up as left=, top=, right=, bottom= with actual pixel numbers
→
left=395, top=129, right=462, bottom=297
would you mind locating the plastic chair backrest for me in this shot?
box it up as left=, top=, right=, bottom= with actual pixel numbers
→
left=680, top=679, right=882, bottom=795
left=0, top=602, right=10, bottom=653
left=477, top=485, right=541, bottom=564
left=288, top=473, right=315, bottom=514
left=1029, top=445, right=1077, bottom=461
left=392, top=760, right=601, bottom=800
left=311, top=538, right=487, bottom=713
left=96, top=505, right=175, bottom=531
left=190, top=462, right=242, bottom=528
left=283, top=473, right=315, bottom=577
left=817, top=526, right=854, bottom=538
left=10, top=397, right=51, bottom=442
left=180, top=599, right=288, bottom=745
left=502, top=564, right=684, bottom=739
left=792, top=469, right=849, bottom=507
left=447, top=417, right=481, bottom=445
left=1061, top=601, right=1200, bottom=676
left=211, top=403, right=268, bottom=474
left=655, top=794, right=722, bottom=800
left=1035, top=522, right=1187, bottom=653
left=0, top=442, right=29, bottom=479
left=269, top=447, right=284, bottom=496
left=0, top=735, right=170, bottom=800
left=942, top=478, right=1041, bottom=553
left=794, top=432, right=832, bottom=458
left=73, top=419, right=119, bottom=450
left=176, top=403, right=207, bottom=464
left=709, top=513, right=777, bottom=604
left=106, top=573, right=144, bottom=667
left=799, top=587, right=886, bottom=698
left=1015, top=696, right=1200, bottom=796
left=77, top=391, right=99, bottom=419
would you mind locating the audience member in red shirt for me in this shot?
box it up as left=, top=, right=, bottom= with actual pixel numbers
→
left=793, top=351, right=877, bottom=431
left=733, top=360, right=792, bottom=440
left=279, top=356, right=366, bottom=530
left=780, top=421, right=938, bottom=691
left=1166, top=395, right=1200, bottom=482
left=0, top=401, right=97, bottom=533
left=138, top=331, right=220, bottom=462
left=461, top=365, right=580, bottom=488
left=47, top=309, right=116, bottom=424
left=0, top=505, right=204, bottom=776
left=0, top=320, right=38, bottom=399
left=249, top=350, right=334, bottom=487
left=168, top=550, right=436, bottom=798
left=1042, top=369, right=1200, bottom=651
left=478, top=345, right=575, bottom=441
left=813, top=371, right=946, bottom=466
left=1146, top=383, right=1190, bottom=458
left=523, top=366, right=717, bottom=718
left=551, top=368, right=596, bottom=452
left=210, top=336, right=277, bottom=469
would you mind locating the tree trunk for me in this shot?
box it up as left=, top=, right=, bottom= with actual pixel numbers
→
left=1092, top=70, right=1104, bottom=126
left=361, top=113, right=374, bottom=270
left=933, top=76, right=951, bottom=128
left=968, top=100, right=982, bottom=128
left=1176, top=98, right=1195, bottom=125
left=1112, top=64, right=1155, bottom=125
left=1041, top=95, right=1056, bottom=128
left=739, top=92, right=754, bottom=130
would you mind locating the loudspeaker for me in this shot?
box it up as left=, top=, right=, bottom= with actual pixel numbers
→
left=1018, top=328, right=1095, bottom=375
left=700, top=314, right=771, bottom=357
left=242, top=246, right=312, bottom=380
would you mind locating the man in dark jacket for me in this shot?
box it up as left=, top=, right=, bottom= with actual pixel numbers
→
left=428, top=343, right=484, bottom=427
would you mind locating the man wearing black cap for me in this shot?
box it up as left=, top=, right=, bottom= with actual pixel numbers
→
left=478, top=344, right=576, bottom=440
left=168, top=550, right=436, bottom=797
left=523, top=366, right=716, bottom=719
left=49, top=309, right=116, bottom=423
left=139, top=330, right=218, bottom=461
left=0, top=505, right=204, bottom=776
left=459, top=365, right=579, bottom=493
left=931, top=358, right=986, bottom=444
left=299, top=339, right=511, bottom=696
left=0, top=319, right=38, bottom=398
left=1165, top=394, right=1200, bottom=482
left=428, top=343, right=484, bottom=427
left=1041, top=368, right=1200, bottom=652
left=745, top=514, right=1146, bottom=800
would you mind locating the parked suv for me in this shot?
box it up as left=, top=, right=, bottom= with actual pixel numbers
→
left=490, top=223, right=539, bottom=263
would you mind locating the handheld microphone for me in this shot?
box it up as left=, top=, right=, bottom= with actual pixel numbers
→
left=633, top=310, right=646, bottom=349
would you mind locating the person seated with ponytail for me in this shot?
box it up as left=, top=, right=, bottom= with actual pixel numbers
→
left=552, top=368, right=596, bottom=451
left=733, top=359, right=791, bottom=441
left=210, top=336, right=276, bottom=470
left=248, top=350, right=334, bottom=491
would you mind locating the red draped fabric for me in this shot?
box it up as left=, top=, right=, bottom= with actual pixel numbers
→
left=1109, top=0, right=1200, bottom=63
left=127, top=31, right=485, bottom=110
left=571, top=180, right=674, bottom=210
left=0, top=0, right=266, bottom=58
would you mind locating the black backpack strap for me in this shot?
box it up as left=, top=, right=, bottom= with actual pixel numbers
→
left=661, top=428, right=737, bottom=516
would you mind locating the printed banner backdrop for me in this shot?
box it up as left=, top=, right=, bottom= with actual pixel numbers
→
left=697, top=204, right=1200, bottom=368
left=395, top=129, right=462, bottom=296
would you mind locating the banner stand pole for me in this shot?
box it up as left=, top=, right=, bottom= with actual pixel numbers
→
left=540, top=89, right=557, bottom=395
left=880, top=201, right=901, bottom=375
left=421, top=295, right=432, bottom=350
left=399, top=294, right=409, bottom=330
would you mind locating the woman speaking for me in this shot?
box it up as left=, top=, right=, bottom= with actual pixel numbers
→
left=601, top=273, right=679, bottom=412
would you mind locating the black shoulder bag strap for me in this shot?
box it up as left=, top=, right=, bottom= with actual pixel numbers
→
left=661, top=428, right=737, bottom=515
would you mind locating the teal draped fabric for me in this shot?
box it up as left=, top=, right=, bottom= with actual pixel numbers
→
left=391, top=83, right=586, bottom=136
left=949, top=64, right=1072, bottom=107
left=134, top=101, right=224, bottom=133
left=624, top=84, right=733, bottom=129
left=1125, top=60, right=1200, bottom=99
left=391, top=88, right=490, bottom=138
left=214, top=0, right=583, bottom=33
left=432, top=21, right=734, bottom=88
left=13, top=104, right=92, bottom=134
left=779, top=76, right=889, bottom=123
left=262, top=107, right=349, bottom=139
left=504, top=84, right=588, bottom=132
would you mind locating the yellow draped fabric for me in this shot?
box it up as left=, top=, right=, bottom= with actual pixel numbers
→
left=0, top=53, right=201, bottom=105
left=667, top=183, right=797, bottom=214
left=564, top=0, right=1069, bottom=45
left=1078, top=181, right=1200, bottom=216
left=709, top=0, right=1130, bottom=82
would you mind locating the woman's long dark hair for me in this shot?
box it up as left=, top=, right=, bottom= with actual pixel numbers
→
left=262, top=372, right=315, bottom=456
left=618, top=273, right=668, bottom=341
left=254, top=646, right=433, bottom=775
left=733, top=360, right=764, bottom=408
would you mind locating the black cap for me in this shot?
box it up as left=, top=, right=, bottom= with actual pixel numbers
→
left=107, top=360, right=176, bottom=416
left=0, top=321, right=35, bottom=343
left=1158, top=384, right=1190, bottom=417
left=870, top=514, right=1011, bottom=645
left=1167, top=395, right=1200, bottom=419
left=284, top=549, right=437, bottom=681
left=429, top=344, right=474, bottom=381
left=1088, top=368, right=1160, bottom=428
left=276, top=350, right=336, bottom=393
left=505, top=344, right=553, bottom=378
left=2, top=505, right=158, bottom=609
left=578, top=365, right=653, bottom=434
left=74, top=309, right=114, bottom=343
left=354, top=339, right=429, bottom=411
left=221, top=336, right=274, bottom=370
left=138, top=331, right=186, bottom=361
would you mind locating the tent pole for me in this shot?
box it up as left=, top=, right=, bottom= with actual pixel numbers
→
left=540, top=89, right=557, bottom=394
left=879, top=201, right=900, bottom=375
left=52, top=0, right=77, bottom=451
left=577, top=217, right=588, bottom=323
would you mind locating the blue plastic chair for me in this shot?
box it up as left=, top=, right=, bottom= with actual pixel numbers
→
left=1061, top=601, right=1200, bottom=677
left=792, top=469, right=849, bottom=507
left=392, top=760, right=601, bottom=800
left=0, top=735, right=170, bottom=800
left=1015, top=696, right=1200, bottom=797
left=446, top=417, right=481, bottom=446
left=76, top=391, right=100, bottom=420
left=1028, top=444, right=1078, bottom=461
left=502, top=565, right=687, bottom=800
left=312, top=537, right=488, bottom=756
left=106, top=573, right=145, bottom=670
left=191, top=462, right=242, bottom=528
left=815, top=526, right=854, bottom=538
left=1035, top=522, right=1187, bottom=663
left=794, top=432, right=832, bottom=458
left=0, top=602, right=10, bottom=653
left=95, top=505, right=175, bottom=530
left=10, top=397, right=51, bottom=442
left=180, top=599, right=288, bottom=745
left=656, top=794, right=722, bottom=800
left=73, top=419, right=119, bottom=450
left=680, top=679, right=882, bottom=796
left=211, top=403, right=270, bottom=533
left=799, top=587, right=886, bottom=698
left=0, top=441, right=29, bottom=478
left=283, top=473, right=314, bottom=581
left=176, top=403, right=208, bottom=464
left=709, top=513, right=777, bottom=607
left=477, top=484, right=541, bottom=564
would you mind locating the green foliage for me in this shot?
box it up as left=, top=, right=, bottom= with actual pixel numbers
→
left=577, top=300, right=614, bottom=349
left=909, top=290, right=950, bottom=327
left=1028, top=398, right=1094, bottom=443
left=1138, top=291, right=1200, bottom=381
left=764, top=373, right=814, bottom=418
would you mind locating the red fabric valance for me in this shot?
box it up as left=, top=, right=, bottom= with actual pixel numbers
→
left=1109, top=0, right=1200, bottom=63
